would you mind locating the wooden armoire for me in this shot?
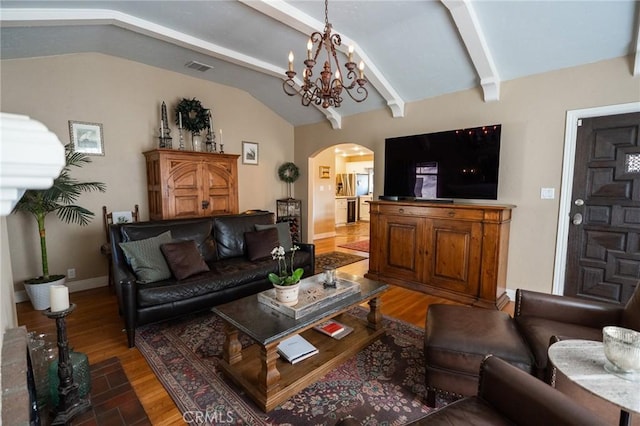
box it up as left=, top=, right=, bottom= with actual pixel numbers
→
left=143, top=149, right=239, bottom=220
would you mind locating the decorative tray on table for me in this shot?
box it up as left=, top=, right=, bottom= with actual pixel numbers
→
left=258, top=276, right=360, bottom=319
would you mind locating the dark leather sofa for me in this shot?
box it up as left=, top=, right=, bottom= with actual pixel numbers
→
left=110, top=211, right=315, bottom=347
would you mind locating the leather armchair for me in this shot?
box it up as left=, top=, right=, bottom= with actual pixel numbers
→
left=514, top=286, right=640, bottom=379
left=415, top=355, right=607, bottom=425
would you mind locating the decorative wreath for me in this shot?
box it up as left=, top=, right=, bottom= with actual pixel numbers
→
left=278, top=162, right=300, bottom=183
left=175, top=98, right=208, bottom=133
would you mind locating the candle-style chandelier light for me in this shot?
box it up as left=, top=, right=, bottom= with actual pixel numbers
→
left=283, top=0, right=368, bottom=109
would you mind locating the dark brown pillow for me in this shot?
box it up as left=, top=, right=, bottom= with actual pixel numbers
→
left=245, top=227, right=279, bottom=261
left=160, top=240, right=210, bottom=280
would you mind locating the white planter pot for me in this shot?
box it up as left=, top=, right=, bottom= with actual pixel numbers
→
left=24, top=275, right=66, bottom=310
left=273, top=282, right=300, bottom=306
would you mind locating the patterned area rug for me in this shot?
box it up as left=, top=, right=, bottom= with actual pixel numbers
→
left=136, top=308, right=436, bottom=425
left=315, top=251, right=367, bottom=274
left=338, top=239, right=370, bottom=253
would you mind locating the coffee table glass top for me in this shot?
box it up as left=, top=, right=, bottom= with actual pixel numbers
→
left=212, top=272, right=388, bottom=345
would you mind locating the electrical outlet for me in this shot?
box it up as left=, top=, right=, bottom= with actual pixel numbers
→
left=67, top=268, right=76, bottom=279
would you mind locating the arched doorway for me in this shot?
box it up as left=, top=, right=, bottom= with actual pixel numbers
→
left=307, top=143, right=374, bottom=243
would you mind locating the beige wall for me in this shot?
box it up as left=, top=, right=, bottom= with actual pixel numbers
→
left=311, top=147, right=338, bottom=237
left=1, top=53, right=294, bottom=292
left=295, top=56, right=640, bottom=294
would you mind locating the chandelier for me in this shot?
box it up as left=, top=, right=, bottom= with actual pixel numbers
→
left=283, top=0, right=368, bottom=109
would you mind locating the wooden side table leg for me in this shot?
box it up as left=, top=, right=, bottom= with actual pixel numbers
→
left=222, top=322, right=242, bottom=365
left=367, top=297, right=383, bottom=330
left=257, top=342, right=281, bottom=397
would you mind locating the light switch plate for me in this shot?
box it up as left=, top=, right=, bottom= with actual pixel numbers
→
left=541, top=188, right=555, bottom=199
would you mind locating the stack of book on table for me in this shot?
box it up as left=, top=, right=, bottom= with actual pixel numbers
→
left=313, top=319, right=353, bottom=339
left=277, top=334, right=319, bottom=364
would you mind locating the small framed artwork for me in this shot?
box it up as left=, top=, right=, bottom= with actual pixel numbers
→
left=319, top=165, right=330, bottom=179
left=69, top=120, right=104, bottom=156
left=242, top=141, right=259, bottom=165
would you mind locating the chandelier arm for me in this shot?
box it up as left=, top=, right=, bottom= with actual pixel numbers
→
left=341, top=69, right=358, bottom=90
left=310, top=31, right=324, bottom=63
left=343, top=85, right=369, bottom=103
left=282, top=79, right=301, bottom=97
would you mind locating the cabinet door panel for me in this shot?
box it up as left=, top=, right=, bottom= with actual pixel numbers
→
left=203, top=162, right=237, bottom=214
left=168, top=162, right=203, bottom=218
left=380, top=215, right=424, bottom=281
left=427, top=219, right=482, bottom=295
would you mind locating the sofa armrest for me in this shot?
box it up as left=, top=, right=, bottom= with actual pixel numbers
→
left=515, top=289, right=624, bottom=328
left=109, top=224, right=141, bottom=347
left=478, top=355, right=607, bottom=426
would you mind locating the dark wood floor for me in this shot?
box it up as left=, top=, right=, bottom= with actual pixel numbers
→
left=16, top=221, right=512, bottom=425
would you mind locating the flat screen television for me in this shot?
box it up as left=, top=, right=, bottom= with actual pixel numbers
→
left=384, top=125, right=501, bottom=201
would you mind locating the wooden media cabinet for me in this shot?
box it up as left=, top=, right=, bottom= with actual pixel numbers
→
left=365, top=200, right=514, bottom=310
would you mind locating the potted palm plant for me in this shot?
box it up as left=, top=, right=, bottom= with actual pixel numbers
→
left=13, top=145, right=106, bottom=310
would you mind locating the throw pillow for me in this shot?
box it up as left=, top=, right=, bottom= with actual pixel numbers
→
left=119, top=231, right=173, bottom=283
left=160, top=240, right=210, bottom=280
left=255, top=221, right=293, bottom=252
left=245, top=227, right=279, bottom=261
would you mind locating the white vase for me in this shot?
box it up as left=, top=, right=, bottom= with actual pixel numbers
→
left=24, top=275, right=66, bottom=310
left=273, top=282, right=300, bottom=306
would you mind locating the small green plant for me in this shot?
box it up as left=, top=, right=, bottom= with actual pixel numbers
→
left=13, top=145, right=106, bottom=282
left=268, top=245, right=304, bottom=286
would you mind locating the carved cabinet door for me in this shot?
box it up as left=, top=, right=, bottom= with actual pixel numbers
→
left=378, top=214, right=426, bottom=282
left=423, top=218, right=483, bottom=296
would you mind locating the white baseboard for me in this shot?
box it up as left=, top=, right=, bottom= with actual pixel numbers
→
left=314, top=231, right=337, bottom=240
left=14, top=276, right=108, bottom=303
left=506, top=288, right=516, bottom=302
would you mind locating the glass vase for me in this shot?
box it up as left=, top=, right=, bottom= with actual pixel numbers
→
left=192, top=132, right=202, bottom=152
left=48, top=351, right=91, bottom=407
left=28, top=332, right=58, bottom=415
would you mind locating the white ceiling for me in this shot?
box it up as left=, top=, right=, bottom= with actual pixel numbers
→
left=1, top=1, right=639, bottom=129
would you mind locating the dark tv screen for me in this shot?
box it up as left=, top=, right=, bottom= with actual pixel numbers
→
left=384, top=125, right=501, bottom=200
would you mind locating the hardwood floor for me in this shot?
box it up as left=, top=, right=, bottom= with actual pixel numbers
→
left=16, top=221, right=511, bottom=425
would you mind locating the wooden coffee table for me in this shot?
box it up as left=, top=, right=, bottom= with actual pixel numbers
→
left=212, top=272, right=388, bottom=412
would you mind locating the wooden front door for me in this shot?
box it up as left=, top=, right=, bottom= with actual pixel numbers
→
left=564, top=112, right=640, bottom=304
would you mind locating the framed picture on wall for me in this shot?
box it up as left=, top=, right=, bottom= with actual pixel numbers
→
left=242, top=141, right=259, bottom=165
left=69, top=120, right=104, bottom=156
left=319, top=165, right=330, bottom=179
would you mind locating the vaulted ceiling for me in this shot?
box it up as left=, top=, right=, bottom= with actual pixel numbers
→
left=1, top=1, right=639, bottom=129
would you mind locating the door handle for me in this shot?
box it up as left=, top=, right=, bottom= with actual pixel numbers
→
left=202, top=200, right=210, bottom=210
left=572, top=213, right=583, bottom=225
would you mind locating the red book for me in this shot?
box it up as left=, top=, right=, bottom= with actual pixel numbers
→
left=314, top=320, right=345, bottom=337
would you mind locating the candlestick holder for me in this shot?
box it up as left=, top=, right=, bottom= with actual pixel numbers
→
left=205, top=130, right=216, bottom=153
left=178, top=128, right=185, bottom=150
left=44, top=304, right=91, bottom=425
left=219, top=141, right=224, bottom=154
left=158, top=127, right=172, bottom=149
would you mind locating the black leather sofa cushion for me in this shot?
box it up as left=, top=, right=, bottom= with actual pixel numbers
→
left=120, top=218, right=218, bottom=263
left=211, top=251, right=312, bottom=283
left=214, top=213, right=274, bottom=259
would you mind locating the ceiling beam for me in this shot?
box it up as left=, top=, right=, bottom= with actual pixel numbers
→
left=442, top=0, right=500, bottom=102
left=0, top=7, right=342, bottom=127
left=239, top=0, right=405, bottom=119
